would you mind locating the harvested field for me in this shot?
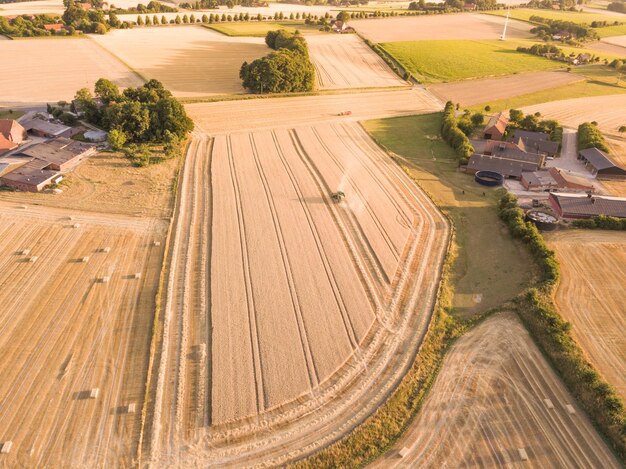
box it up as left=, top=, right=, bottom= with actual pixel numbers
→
left=186, top=88, right=442, bottom=134
left=0, top=0, right=64, bottom=16
left=306, top=34, right=406, bottom=90
left=373, top=313, right=621, bottom=468
left=589, top=39, right=626, bottom=56
left=603, top=35, right=626, bottom=48
left=547, top=230, right=626, bottom=401
left=428, top=71, right=583, bottom=106
left=350, top=14, right=532, bottom=43
left=522, top=94, right=626, bottom=136
left=0, top=38, right=142, bottom=107
left=90, top=26, right=268, bottom=98
left=0, top=201, right=167, bottom=468
left=144, top=121, right=449, bottom=466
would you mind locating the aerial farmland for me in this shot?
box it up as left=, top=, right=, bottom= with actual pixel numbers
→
left=1, top=1, right=625, bottom=467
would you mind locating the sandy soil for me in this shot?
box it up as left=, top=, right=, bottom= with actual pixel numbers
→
left=0, top=201, right=167, bottom=468
left=186, top=88, right=443, bottom=134
left=522, top=94, right=626, bottom=136
left=548, top=230, right=626, bottom=401
left=373, top=313, right=621, bottom=468
left=306, top=34, right=406, bottom=90
left=143, top=120, right=449, bottom=467
left=0, top=38, right=143, bottom=107
left=350, top=13, right=532, bottom=43
left=90, top=26, right=268, bottom=97
left=0, top=152, right=179, bottom=218
left=429, top=71, right=583, bottom=106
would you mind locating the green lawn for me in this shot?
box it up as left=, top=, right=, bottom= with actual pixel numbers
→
left=0, top=109, right=25, bottom=119
left=363, top=114, right=534, bottom=317
left=380, top=40, right=563, bottom=83
left=203, top=21, right=320, bottom=37
left=485, top=9, right=626, bottom=38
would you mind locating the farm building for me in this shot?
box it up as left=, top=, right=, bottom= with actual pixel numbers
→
left=521, top=167, right=595, bottom=192
left=483, top=112, right=509, bottom=141
left=471, top=139, right=546, bottom=167
left=20, top=116, right=72, bottom=139
left=549, top=192, right=626, bottom=219
left=0, top=158, right=63, bottom=192
left=0, top=119, right=27, bottom=155
left=509, top=130, right=559, bottom=159
left=578, top=147, right=626, bottom=180
left=43, top=24, right=66, bottom=32
left=20, top=138, right=96, bottom=172
left=331, top=20, right=355, bottom=33
left=467, top=154, right=538, bottom=179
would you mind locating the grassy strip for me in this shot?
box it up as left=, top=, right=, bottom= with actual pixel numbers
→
left=497, top=193, right=626, bottom=461
left=361, top=36, right=412, bottom=81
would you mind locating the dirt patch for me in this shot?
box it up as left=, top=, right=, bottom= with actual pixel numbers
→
left=350, top=14, right=532, bottom=43
left=429, top=71, right=583, bottom=106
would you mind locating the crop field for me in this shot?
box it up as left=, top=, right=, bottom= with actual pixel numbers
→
left=372, top=313, right=621, bottom=468
left=306, top=35, right=406, bottom=90
left=351, top=14, right=532, bottom=43
left=0, top=0, right=64, bottom=16
left=381, top=40, right=561, bottom=83
left=143, top=119, right=449, bottom=466
left=204, top=21, right=320, bottom=37
left=186, top=89, right=442, bottom=134
left=0, top=202, right=166, bottom=468
left=428, top=70, right=583, bottom=106
left=0, top=38, right=142, bottom=107
left=90, top=26, right=268, bottom=98
left=521, top=93, right=626, bottom=135
left=547, top=230, right=626, bottom=401
left=602, top=34, right=626, bottom=48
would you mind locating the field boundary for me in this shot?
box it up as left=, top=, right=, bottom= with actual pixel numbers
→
left=86, top=35, right=149, bottom=84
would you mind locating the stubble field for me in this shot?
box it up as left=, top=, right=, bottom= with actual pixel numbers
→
left=548, top=230, right=626, bottom=401
left=0, top=39, right=143, bottom=107
left=0, top=202, right=167, bottom=468
left=306, top=34, right=406, bottom=90
left=602, top=35, right=626, bottom=48
left=90, top=26, right=268, bottom=98
left=373, top=313, right=621, bottom=468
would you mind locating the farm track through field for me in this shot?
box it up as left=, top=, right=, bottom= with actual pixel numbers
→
left=145, top=118, right=450, bottom=467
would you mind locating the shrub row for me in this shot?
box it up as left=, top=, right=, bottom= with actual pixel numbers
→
left=498, top=193, right=626, bottom=461
left=573, top=215, right=626, bottom=230
left=578, top=122, right=609, bottom=152
left=364, top=39, right=411, bottom=81
left=441, top=101, right=474, bottom=160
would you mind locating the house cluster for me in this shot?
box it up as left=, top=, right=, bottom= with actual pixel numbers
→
left=0, top=117, right=96, bottom=193
left=330, top=20, right=355, bottom=34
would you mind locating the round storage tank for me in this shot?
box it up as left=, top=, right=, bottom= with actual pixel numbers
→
left=526, top=210, right=559, bottom=231
left=475, top=170, right=504, bottom=187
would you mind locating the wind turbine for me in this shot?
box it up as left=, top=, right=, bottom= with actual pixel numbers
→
left=500, top=7, right=510, bottom=41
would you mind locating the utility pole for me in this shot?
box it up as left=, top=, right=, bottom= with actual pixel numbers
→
left=500, top=7, right=510, bottom=41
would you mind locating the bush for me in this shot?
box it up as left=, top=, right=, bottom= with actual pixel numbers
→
left=573, top=215, right=626, bottom=230
left=440, top=102, right=474, bottom=160
left=578, top=122, right=609, bottom=152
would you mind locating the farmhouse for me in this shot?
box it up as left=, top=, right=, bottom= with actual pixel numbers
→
left=20, top=138, right=96, bottom=172
left=509, top=129, right=559, bottom=159
left=43, top=24, right=66, bottom=32
left=521, top=167, right=595, bottom=192
left=578, top=147, right=626, bottom=180
left=20, top=116, right=72, bottom=139
left=331, top=20, right=355, bottom=34
left=483, top=112, right=509, bottom=140
left=549, top=192, right=626, bottom=219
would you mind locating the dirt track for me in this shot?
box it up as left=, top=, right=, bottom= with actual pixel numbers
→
left=306, top=35, right=406, bottom=90
left=0, top=202, right=166, bottom=468
left=429, top=71, right=583, bottom=106
left=142, top=120, right=449, bottom=467
left=186, top=88, right=442, bottom=134
left=548, top=230, right=626, bottom=401
left=373, top=313, right=621, bottom=468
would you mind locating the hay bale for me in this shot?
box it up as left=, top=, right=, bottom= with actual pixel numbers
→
left=100, top=276, right=110, bottom=284
left=398, top=447, right=410, bottom=458
left=73, top=223, right=81, bottom=229
left=543, top=398, right=554, bottom=409
left=29, top=256, right=38, bottom=263
left=101, top=247, right=111, bottom=253
left=133, top=272, right=141, bottom=279
left=89, top=388, right=99, bottom=399
left=126, top=403, right=136, bottom=414
left=152, top=240, right=161, bottom=247
left=566, top=404, right=576, bottom=414
left=20, top=249, right=30, bottom=256
left=82, top=257, right=90, bottom=263
left=1, top=441, right=13, bottom=454
left=518, top=448, right=528, bottom=461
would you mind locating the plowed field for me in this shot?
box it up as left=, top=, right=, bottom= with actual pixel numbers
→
left=0, top=202, right=166, bottom=468
left=548, top=230, right=626, bottom=401
left=373, top=313, right=621, bottom=468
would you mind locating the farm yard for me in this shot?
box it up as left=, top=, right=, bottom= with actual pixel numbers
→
left=350, top=14, right=532, bottom=43
left=0, top=202, right=166, bottom=468
left=90, top=27, right=268, bottom=98
left=306, top=35, right=406, bottom=90
left=548, top=231, right=626, bottom=401
left=0, top=39, right=142, bottom=107
left=521, top=94, right=626, bottom=135
left=428, top=71, right=583, bottom=106
left=372, top=313, right=621, bottom=468
left=144, top=120, right=449, bottom=466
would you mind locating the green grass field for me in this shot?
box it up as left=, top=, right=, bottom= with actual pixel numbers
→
left=485, top=9, right=626, bottom=38
left=380, top=40, right=563, bottom=83
left=203, top=21, right=320, bottom=37
left=0, top=109, right=25, bottom=119
left=363, top=114, right=534, bottom=316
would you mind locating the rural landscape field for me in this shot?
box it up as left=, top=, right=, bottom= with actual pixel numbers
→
left=1, top=0, right=625, bottom=467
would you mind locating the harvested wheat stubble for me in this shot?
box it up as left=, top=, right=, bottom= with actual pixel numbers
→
left=306, top=34, right=406, bottom=90
left=350, top=13, right=532, bottom=43
left=0, top=39, right=142, bottom=107
left=147, top=121, right=449, bottom=467
left=0, top=202, right=166, bottom=468
left=90, top=26, right=268, bottom=98
left=373, top=313, right=621, bottom=468
left=522, top=94, right=626, bottom=135
left=602, top=35, right=626, bottom=49
left=429, top=71, right=583, bottom=106
left=547, top=230, right=626, bottom=401
left=186, top=88, right=442, bottom=134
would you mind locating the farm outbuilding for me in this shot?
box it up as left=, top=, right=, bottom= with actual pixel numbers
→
left=0, top=159, right=62, bottom=192
left=20, top=138, right=96, bottom=172
left=20, top=117, right=72, bottom=139
left=549, top=192, right=626, bottom=219
left=578, top=147, right=626, bottom=180
left=483, top=112, right=509, bottom=141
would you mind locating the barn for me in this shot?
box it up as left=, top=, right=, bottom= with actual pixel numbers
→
left=578, top=147, right=626, bottom=180
left=549, top=192, right=626, bottom=219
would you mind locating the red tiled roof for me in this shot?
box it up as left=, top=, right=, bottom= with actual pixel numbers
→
left=43, top=24, right=65, bottom=31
